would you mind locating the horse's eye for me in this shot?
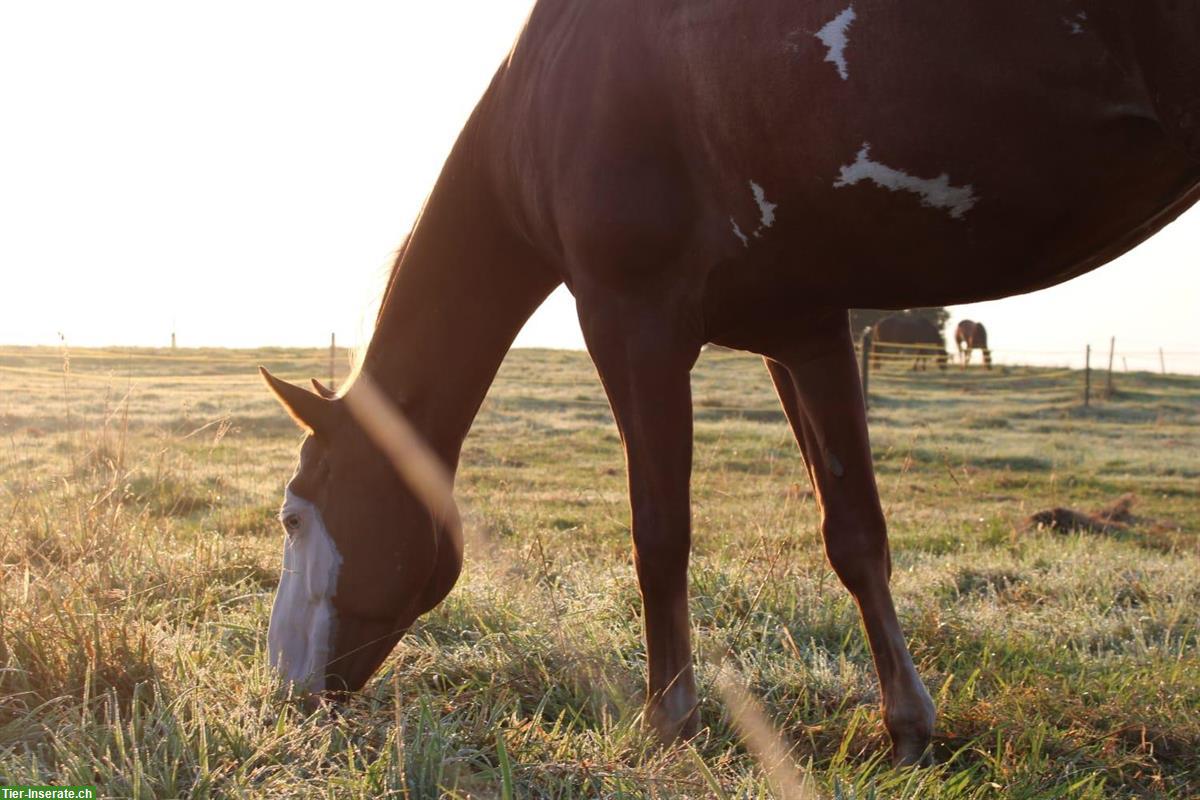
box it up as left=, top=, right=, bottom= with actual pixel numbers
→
left=283, top=514, right=302, bottom=532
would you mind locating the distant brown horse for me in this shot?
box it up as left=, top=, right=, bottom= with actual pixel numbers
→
left=259, top=0, right=1200, bottom=767
left=955, top=320, right=993, bottom=368
left=872, top=314, right=949, bottom=371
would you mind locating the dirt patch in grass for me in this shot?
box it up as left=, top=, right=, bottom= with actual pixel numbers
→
left=1025, top=495, right=1189, bottom=553
left=951, top=568, right=1026, bottom=598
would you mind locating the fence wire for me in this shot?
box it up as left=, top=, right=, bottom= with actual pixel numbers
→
left=2, top=346, right=1194, bottom=420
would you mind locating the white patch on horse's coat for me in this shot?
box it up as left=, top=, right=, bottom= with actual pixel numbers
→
left=750, top=181, right=777, bottom=230
left=730, top=181, right=779, bottom=246
left=1064, top=11, right=1087, bottom=35
left=730, top=217, right=751, bottom=248
left=267, top=489, right=342, bottom=692
left=834, top=143, right=978, bottom=220
left=815, top=5, right=856, bottom=80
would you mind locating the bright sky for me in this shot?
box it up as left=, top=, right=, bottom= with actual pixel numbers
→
left=2, top=2, right=1197, bottom=374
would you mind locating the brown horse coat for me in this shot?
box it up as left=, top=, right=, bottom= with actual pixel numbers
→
left=261, top=0, right=1200, bottom=765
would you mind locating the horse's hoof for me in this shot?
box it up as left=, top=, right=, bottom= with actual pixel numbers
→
left=646, top=696, right=700, bottom=742
left=885, top=687, right=935, bottom=767
left=652, top=714, right=700, bottom=743
left=891, top=739, right=934, bottom=768
left=647, top=710, right=700, bottom=743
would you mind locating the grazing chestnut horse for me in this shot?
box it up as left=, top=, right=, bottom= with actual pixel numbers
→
left=955, top=320, right=993, bottom=369
left=260, top=0, right=1200, bottom=765
left=872, top=314, right=949, bottom=371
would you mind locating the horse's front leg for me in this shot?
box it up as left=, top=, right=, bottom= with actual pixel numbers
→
left=579, top=298, right=701, bottom=740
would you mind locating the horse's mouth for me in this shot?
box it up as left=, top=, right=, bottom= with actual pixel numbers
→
left=322, top=616, right=409, bottom=693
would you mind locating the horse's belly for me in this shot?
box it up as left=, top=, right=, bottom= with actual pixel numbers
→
left=783, top=133, right=1199, bottom=306
left=702, top=144, right=1198, bottom=335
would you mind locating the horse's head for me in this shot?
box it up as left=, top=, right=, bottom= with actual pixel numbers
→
left=260, top=369, right=461, bottom=695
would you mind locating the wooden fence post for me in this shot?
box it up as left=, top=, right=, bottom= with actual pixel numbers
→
left=330, top=332, right=337, bottom=391
left=860, top=327, right=872, bottom=412
left=1159, top=348, right=1166, bottom=376
left=1105, top=336, right=1115, bottom=396
left=1084, top=344, right=1091, bottom=408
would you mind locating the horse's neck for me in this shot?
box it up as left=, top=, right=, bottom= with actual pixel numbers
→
left=361, top=126, right=557, bottom=467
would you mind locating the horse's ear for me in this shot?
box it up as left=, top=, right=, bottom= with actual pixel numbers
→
left=260, top=367, right=334, bottom=435
left=311, top=378, right=337, bottom=399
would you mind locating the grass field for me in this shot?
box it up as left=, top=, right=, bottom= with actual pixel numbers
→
left=1, top=345, right=1197, bottom=798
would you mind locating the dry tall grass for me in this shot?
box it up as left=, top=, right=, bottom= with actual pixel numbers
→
left=1, top=346, right=1197, bottom=797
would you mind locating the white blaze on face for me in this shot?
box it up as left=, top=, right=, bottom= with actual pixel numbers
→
left=267, top=489, right=342, bottom=691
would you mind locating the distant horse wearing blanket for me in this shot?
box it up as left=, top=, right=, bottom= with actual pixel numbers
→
left=872, top=314, right=949, bottom=371
left=259, top=0, right=1200, bottom=766
left=955, top=320, right=993, bottom=369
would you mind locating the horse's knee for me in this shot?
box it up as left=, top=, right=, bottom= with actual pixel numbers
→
left=822, top=508, right=890, bottom=593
